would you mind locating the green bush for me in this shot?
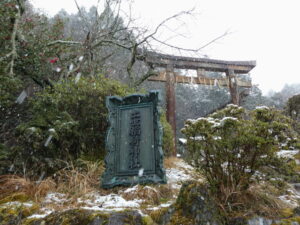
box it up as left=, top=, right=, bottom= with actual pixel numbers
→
left=160, top=111, right=175, bottom=157
left=285, top=94, right=300, bottom=133
left=10, top=75, right=133, bottom=177
left=286, top=94, right=300, bottom=118
left=181, top=104, right=300, bottom=212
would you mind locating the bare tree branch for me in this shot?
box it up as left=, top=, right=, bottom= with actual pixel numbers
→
left=138, top=10, right=193, bottom=45
left=127, top=43, right=138, bottom=86
left=195, top=30, right=231, bottom=51
left=47, top=1, right=228, bottom=89
left=151, top=30, right=230, bottom=53
left=92, top=39, right=132, bottom=50
left=47, top=40, right=83, bottom=46
left=0, top=5, right=22, bottom=76
left=133, top=67, right=158, bottom=87
left=74, top=0, right=91, bottom=32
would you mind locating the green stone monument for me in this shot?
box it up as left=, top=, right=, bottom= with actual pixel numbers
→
left=102, top=91, right=166, bottom=188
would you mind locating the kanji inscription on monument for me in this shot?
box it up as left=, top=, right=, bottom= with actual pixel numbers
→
left=128, top=111, right=141, bottom=169
left=102, top=91, right=166, bottom=188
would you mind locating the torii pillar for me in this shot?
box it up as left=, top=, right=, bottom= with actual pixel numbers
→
left=226, top=68, right=240, bottom=105
left=165, top=65, right=176, bottom=149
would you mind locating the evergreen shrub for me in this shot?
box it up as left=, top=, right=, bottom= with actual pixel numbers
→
left=182, top=104, right=300, bottom=213
left=11, top=75, right=133, bottom=177
left=160, top=112, right=175, bottom=157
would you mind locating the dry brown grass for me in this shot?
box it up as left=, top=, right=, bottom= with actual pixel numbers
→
left=219, top=182, right=289, bottom=219
left=0, top=175, right=55, bottom=202
left=54, top=160, right=105, bottom=198
left=0, top=160, right=105, bottom=205
left=164, top=156, right=181, bottom=169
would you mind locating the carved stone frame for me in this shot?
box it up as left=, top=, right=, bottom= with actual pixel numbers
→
left=102, top=91, right=166, bottom=188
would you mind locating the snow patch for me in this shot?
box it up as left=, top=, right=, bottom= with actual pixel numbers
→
left=278, top=187, right=300, bottom=208
left=78, top=193, right=142, bottom=209
left=146, top=202, right=172, bottom=211
left=123, top=185, right=138, bottom=193
left=255, top=106, right=269, bottom=110
left=44, top=192, right=68, bottom=204
left=48, top=128, right=55, bottom=133
left=2, top=201, right=33, bottom=208
left=277, top=150, right=299, bottom=159
left=166, top=168, right=192, bottom=188
left=178, top=138, right=187, bottom=144
left=174, top=160, right=194, bottom=170
left=27, top=209, right=54, bottom=219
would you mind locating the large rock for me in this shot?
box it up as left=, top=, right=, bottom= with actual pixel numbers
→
left=153, top=181, right=224, bottom=225
left=175, top=181, right=222, bottom=225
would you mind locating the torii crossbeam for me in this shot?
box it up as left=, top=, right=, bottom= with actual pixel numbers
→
left=144, top=51, right=256, bottom=149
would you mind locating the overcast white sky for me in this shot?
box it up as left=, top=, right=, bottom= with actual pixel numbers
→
left=29, top=0, right=300, bottom=94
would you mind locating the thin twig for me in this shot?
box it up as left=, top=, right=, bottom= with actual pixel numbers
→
left=133, top=67, right=158, bottom=87
left=47, top=40, right=82, bottom=46
left=138, top=10, right=193, bottom=45
left=151, top=30, right=230, bottom=53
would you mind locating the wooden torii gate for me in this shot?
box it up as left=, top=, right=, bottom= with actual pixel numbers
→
left=144, top=52, right=256, bottom=146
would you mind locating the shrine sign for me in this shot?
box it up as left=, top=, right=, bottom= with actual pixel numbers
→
left=102, top=91, right=166, bottom=188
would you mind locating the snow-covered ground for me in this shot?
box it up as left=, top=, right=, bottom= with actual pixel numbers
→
left=278, top=185, right=300, bottom=208
left=79, top=193, right=143, bottom=211
left=18, top=158, right=196, bottom=219
left=3, top=156, right=300, bottom=221
left=165, top=160, right=194, bottom=189
left=277, top=149, right=299, bottom=159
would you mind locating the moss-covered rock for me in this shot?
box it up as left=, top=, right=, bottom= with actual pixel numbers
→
left=22, top=209, right=146, bottom=225
left=150, top=181, right=224, bottom=225
left=141, top=215, right=156, bottom=225
left=174, top=181, right=224, bottom=225
left=0, top=193, right=31, bottom=205
left=149, top=207, right=174, bottom=225
left=0, top=201, right=39, bottom=225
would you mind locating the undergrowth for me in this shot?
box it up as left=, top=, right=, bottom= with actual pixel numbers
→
left=0, top=160, right=104, bottom=204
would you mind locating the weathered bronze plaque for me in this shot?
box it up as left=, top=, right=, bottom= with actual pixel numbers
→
left=102, top=91, right=166, bottom=188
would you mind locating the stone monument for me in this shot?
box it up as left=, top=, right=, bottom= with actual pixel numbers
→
left=102, top=91, right=166, bottom=188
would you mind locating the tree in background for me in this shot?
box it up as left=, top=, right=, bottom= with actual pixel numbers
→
left=263, top=84, right=300, bottom=109
left=241, top=85, right=268, bottom=110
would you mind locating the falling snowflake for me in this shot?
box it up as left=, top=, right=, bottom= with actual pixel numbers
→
left=75, top=73, right=81, bottom=84
left=15, top=90, right=27, bottom=104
